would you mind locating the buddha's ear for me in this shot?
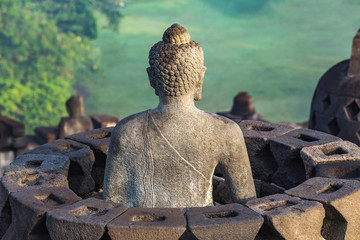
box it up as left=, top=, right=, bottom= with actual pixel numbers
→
left=194, top=66, right=207, bottom=101
left=147, top=67, right=159, bottom=96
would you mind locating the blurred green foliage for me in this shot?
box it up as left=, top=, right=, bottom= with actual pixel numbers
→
left=0, top=0, right=93, bottom=133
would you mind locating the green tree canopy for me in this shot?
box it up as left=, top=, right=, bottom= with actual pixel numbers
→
left=0, top=0, right=91, bottom=133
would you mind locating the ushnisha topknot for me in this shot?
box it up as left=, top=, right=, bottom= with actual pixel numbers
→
left=148, top=24, right=204, bottom=96
left=162, top=24, right=191, bottom=45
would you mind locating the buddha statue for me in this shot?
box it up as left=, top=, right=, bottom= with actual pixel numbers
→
left=103, top=24, right=256, bottom=208
left=57, top=95, right=93, bottom=139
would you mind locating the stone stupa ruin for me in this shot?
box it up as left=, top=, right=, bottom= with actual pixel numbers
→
left=2, top=24, right=360, bottom=240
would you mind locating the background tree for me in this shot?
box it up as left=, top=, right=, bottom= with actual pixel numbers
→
left=0, top=0, right=92, bottom=133
left=0, top=0, right=125, bottom=134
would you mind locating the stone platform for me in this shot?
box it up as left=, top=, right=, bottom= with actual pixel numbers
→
left=1, top=121, right=360, bottom=239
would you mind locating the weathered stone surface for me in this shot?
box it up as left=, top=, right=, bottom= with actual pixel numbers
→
left=3, top=187, right=81, bottom=240
left=0, top=171, right=68, bottom=238
left=46, top=198, right=128, bottom=240
left=91, top=114, right=119, bottom=128
left=286, top=177, right=360, bottom=240
left=103, top=24, right=255, bottom=208
left=107, top=207, right=186, bottom=240
left=269, top=128, right=341, bottom=188
left=239, top=120, right=295, bottom=182
left=58, top=95, right=93, bottom=139
left=217, top=92, right=264, bottom=123
left=186, top=203, right=263, bottom=240
left=300, top=140, right=360, bottom=179
left=9, top=153, right=70, bottom=177
left=247, top=194, right=325, bottom=240
left=26, top=139, right=96, bottom=195
left=66, top=127, right=113, bottom=187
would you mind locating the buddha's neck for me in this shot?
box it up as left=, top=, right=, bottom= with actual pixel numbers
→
left=156, top=94, right=197, bottom=113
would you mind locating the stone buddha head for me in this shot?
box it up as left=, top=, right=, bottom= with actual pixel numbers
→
left=147, top=24, right=207, bottom=101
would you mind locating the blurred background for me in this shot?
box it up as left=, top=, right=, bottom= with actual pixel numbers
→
left=1, top=0, right=360, bottom=134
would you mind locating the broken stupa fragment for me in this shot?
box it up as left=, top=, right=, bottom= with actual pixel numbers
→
left=309, top=29, right=360, bottom=146
left=103, top=24, right=256, bottom=208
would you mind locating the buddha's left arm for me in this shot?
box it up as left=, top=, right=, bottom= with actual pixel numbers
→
left=220, top=125, right=256, bottom=204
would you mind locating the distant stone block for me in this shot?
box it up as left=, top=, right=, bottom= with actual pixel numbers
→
left=34, top=126, right=57, bottom=144
left=91, top=114, right=119, bottom=128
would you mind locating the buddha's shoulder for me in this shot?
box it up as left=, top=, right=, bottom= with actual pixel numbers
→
left=112, top=110, right=149, bottom=136
left=197, top=110, right=243, bottom=135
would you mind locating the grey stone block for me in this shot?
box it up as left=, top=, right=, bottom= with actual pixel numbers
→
left=107, top=207, right=186, bottom=240
left=46, top=198, right=128, bottom=240
left=247, top=194, right=325, bottom=240
left=269, top=128, right=341, bottom=188
left=26, top=139, right=96, bottom=195
left=238, top=120, right=295, bottom=182
left=66, top=127, right=113, bottom=187
left=9, top=154, right=70, bottom=177
left=186, top=203, right=263, bottom=240
left=286, top=177, right=360, bottom=240
left=3, top=187, right=81, bottom=240
left=0, top=171, right=68, bottom=238
left=300, top=140, right=360, bottom=179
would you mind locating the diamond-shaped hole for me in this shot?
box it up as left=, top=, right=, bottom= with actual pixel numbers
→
left=327, top=118, right=340, bottom=136
left=322, top=95, right=331, bottom=112
left=293, top=134, right=319, bottom=142
left=322, top=147, right=348, bottom=156
left=345, top=100, right=360, bottom=121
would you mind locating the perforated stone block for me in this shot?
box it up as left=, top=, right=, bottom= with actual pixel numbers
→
left=301, top=140, right=360, bottom=179
left=269, top=128, right=340, bottom=188
left=8, top=153, right=70, bottom=177
left=186, top=203, right=263, bottom=240
left=91, top=114, right=119, bottom=128
left=66, top=127, right=113, bottom=187
left=0, top=171, right=68, bottom=238
left=107, top=207, right=186, bottom=240
left=27, top=139, right=96, bottom=195
left=285, top=177, right=360, bottom=240
left=46, top=198, right=128, bottom=240
left=3, top=187, right=81, bottom=240
left=247, top=194, right=325, bottom=240
left=238, top=120, right=295, bottom=182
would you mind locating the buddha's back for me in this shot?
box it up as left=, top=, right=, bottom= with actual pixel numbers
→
left=103, top=24, right=256, bottom=208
